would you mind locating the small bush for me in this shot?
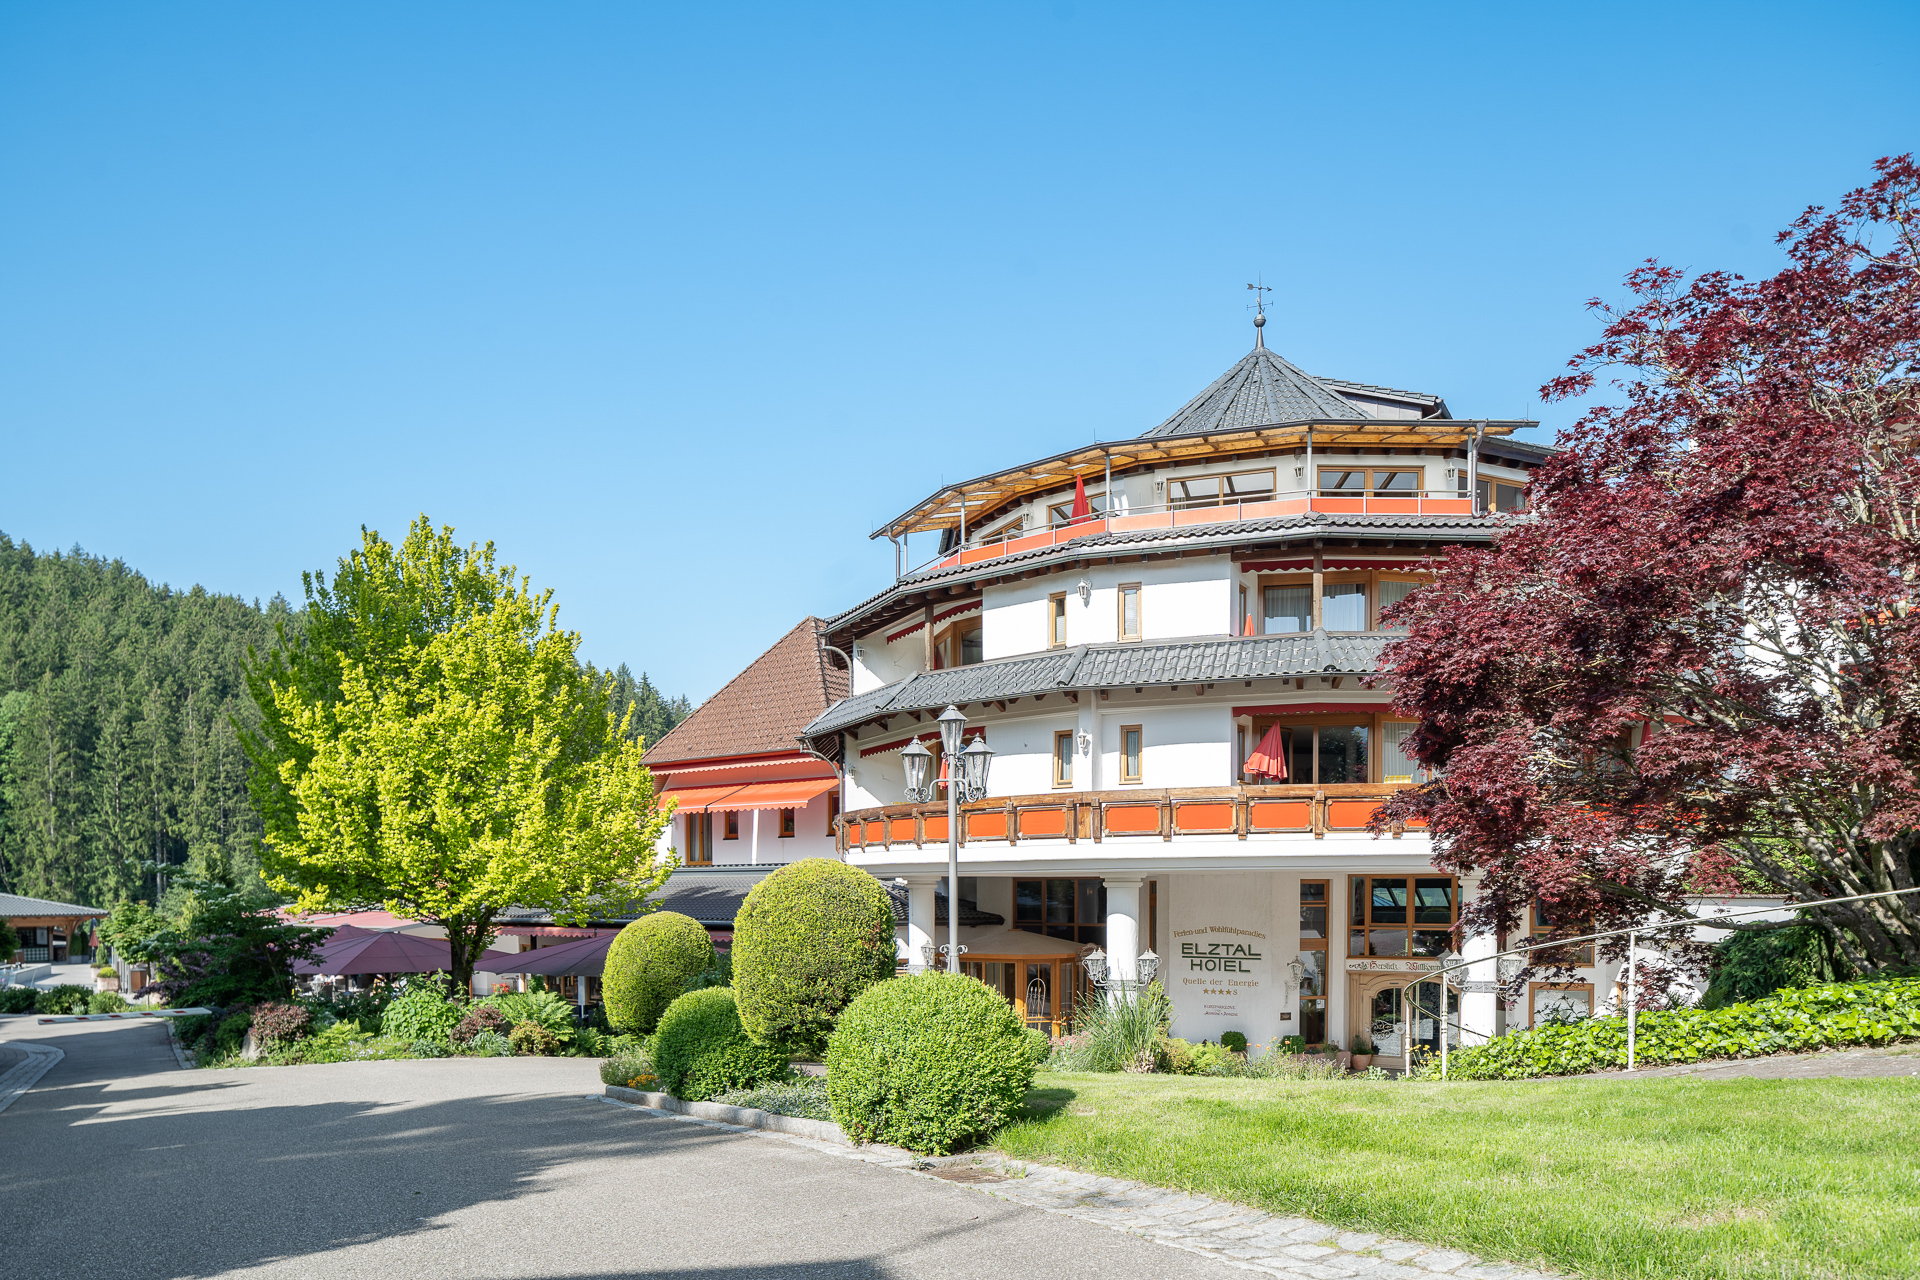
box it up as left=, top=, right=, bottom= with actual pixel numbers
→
left=450, top=1004, right=511, bottom=1047
left=34, top=984, right=93, bottom=1015
left=0, top=987, right=40, bottom=1014
left=1019, top=1027, right=1052, bottom=1070
left=484, top=990, right=575, bottom=1046
left=464, top=1030, right=513, bottom=1057
left=713, top=1076, right=832, bottom=1121
left=1220, top=1031, right=1248, bottom=1054
left=1701, top=923, right=1847, bottom=1008
left=652, top=987, right=789, bottom=1101
left=1055, top=984, right=1172, bottom=1072
left=249, top=1001, right=313, bottom=1046
left=88, top=991, right=131, bottom=1015
left=381, top=984, right=463, bottom=1044
left=410, top=1038, right=452, bottom=1058
left=827, top=972, right=1037, bottom=1155
left=732, top=859, right=897, bottom=1056
left=603, top=912, right=715, bottom=1034
left=509, top=1021, right=561, bottom=1056
left=600, top=1046, right=657, bottom=1089
left=1427, top=976, right=1920, bottom=1080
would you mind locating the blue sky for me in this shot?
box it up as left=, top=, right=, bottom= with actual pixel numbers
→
left=3, top=2, right=1917, bottom=703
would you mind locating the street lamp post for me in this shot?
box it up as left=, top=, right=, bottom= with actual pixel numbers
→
left=900, top=706, right=993, bottom=974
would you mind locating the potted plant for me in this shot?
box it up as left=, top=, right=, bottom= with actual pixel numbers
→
left=1349, top=1032, right=1375, bottom=1070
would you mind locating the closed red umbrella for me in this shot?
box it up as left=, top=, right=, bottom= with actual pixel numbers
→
left=483, top=931, right=616, bottom=977
left=293, top=930, right=514, bottom=977
left=1067, top=474, right=1094, bottom=525
left=1242, top=723, right=1289, bottom=781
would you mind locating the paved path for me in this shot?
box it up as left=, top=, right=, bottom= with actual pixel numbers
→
left=1560, top=1044, right=1920, bottom=1081
left=0, top=1014, right=1247, bottom=1280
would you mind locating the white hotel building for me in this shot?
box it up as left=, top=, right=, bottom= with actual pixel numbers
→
left=797, top=322, right=1614, bottom=1067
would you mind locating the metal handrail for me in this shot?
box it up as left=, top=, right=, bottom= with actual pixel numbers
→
left=1387, top=886, right=1920, bottom=1079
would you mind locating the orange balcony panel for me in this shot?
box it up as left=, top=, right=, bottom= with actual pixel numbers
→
left=1424, top=498, right=1472, bottom=515
left=967, top=811, right=1009, bottom=840
left=1106, top=512, right=1170, bottom=533
left=1018, top=808, right=1069, bottom=838
left=1314, top=496, right=1368, bottom=514
left=862, top=820, right=887, bottom=844
left=1248, top=800, right=1312, bottom=830
left=1327, top=800, right=1386, bottom=829
left=1173, top=506, right=1226, bottom=527
left=843, top=826, right=865, bottom=849
left=1401, top=815, right=1428, bottom=829
left=1172, top=801, right=1234, bottom=833
left=888, top=818, right=919, bottom=843
left=923, top=814, right=950, bottom=842
left=1101, top=803, right=1161, bottom=835
left=1239, top=498, right=1311, bottom=520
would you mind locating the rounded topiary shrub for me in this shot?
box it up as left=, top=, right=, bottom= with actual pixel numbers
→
left=603, top=911, right=715, bottom=1034
left=731, top=858, right=897, bottom=1055
left=650, top=987, right=789, bottom=1101
left=826, top=972, right=1037, bottom=1155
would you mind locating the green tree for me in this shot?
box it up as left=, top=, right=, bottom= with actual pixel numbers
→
left=246, top=517, right=673, bottom=994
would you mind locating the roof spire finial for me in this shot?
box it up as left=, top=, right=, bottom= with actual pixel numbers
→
left=1246, top=278, right=1271, bottom=349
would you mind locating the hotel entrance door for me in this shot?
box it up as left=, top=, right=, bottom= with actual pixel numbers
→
left=1347, top=972, right=1458, bottom=1068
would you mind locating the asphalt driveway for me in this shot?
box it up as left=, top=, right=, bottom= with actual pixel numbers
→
left=0, top=1015, right=1242, bottom=1280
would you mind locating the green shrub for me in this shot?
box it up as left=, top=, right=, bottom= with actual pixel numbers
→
left=381, top=984, right=463, bottom=1043
left=248, top=1001, right=312, bottom=1045
left=826, top=972, right=1037, bottom=1155
left=213, top=1007, right=254, bottom=1055
left=484, top=990, right=575, bottom=1045
left=713, top=1076, right=832, bottom=1121
left=1701, top=923, right=1847, bottom=1008
left=509, top=1021, right=561, bottom=1055
left=685, top=950, right=733, bottom=992
left=1220, top=1031, right=1248, bottom=1054
left=732, top=859, right=896, bottom=1055
left=88, top=991, right=131, bottom=1015
left=450, top=1004, right=511, bottom=1047
left=1427, top=976, right=1920, bottom=1080
left=602, top=912, right=715, bottom=1034
left=1019, top=1027, right=1052, bottom=1070
left=652, top=987, right=789, bottom=1101
left=464, top=1030, right=513, bottom=1057
left=1055, top=983, right=1172, bottom=1072
left=1187, top=1041, right=1232, bottom=1074
left=34, top=984, right=93, bottom=1015
left=0, top=987, right=39, bottom=1014
left=600, top=1046, right=657, bottom=1089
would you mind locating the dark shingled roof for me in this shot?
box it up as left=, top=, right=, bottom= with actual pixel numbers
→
left=804, top=632, right=1392, bottom=741
left=645, top=618, right=849, bottom=764
left=885, top=882, right=1004, bottom=928
left=1141, top=346, right=1367, bottom=437
left=497, top=866, right=781, bottom=929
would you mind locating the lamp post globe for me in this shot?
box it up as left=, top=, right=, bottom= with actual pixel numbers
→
left=937, top=704, right=968, bottom=757
left=960, top=736, right=994, bottom=801
left=900, top=737, right=933, bottom=802
left=1082, top=947, right=1109, bottom=987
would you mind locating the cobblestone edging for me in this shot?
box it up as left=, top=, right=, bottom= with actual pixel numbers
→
left=595, top=1087, right=1560, bottom=1280
left=0, top=1040, right=63, bottom=1115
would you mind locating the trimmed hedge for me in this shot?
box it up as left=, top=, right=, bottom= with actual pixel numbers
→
left=732, top=858, right=897, bottom=1055
left=651, top=987, right=789, bottom=1101
left=826, top=972, right=1037, bottom=1155
left=603, top=912, right=714, bottom=1034
left=1430, top=977, right=1920, bottom=1080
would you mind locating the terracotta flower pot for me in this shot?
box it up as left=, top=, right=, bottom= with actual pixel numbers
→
left=1350, top=1053, right=1374, bottom=1070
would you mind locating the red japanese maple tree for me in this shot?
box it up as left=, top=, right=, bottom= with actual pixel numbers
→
left=1381, top=157, right=1920, bottom=973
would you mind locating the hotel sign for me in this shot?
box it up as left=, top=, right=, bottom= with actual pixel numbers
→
left=1345, top=957, right=1442, bottom=973
left=1166, top=875, right=1279, bottom=1043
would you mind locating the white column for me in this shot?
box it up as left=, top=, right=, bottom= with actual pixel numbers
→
left=905, top=877, right=938, bottom=972
left=1104, top=877, right=1143, bottom=984
left=750, top=809, right=761, bottom=865
left=1459, top=875, right=1499, bottom=1047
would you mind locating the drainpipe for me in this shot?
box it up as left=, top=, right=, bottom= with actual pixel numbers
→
left=1467, top=423, right=1485, bottom=516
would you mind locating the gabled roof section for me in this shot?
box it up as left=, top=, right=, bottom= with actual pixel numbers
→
left=1315, top=376, right=1450, bottom=419
left=644, top=618, right=850, bottom=766
left=0, top=891, right=106, bottom=919
left=1140, top=345, right=1366, bottom=437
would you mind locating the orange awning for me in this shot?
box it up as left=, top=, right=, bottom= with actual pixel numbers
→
left=661, top=777, right=838, bottom=814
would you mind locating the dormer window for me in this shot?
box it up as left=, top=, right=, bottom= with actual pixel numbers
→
left=1170, top=468, right=1275, bottom=510
left=1461, top=473, right=1529, bottom=512
left=1319, top=467, right=1422, bottom=496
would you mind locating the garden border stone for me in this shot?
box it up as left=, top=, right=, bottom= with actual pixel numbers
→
left=604, top=1083, right=848, bottom=1145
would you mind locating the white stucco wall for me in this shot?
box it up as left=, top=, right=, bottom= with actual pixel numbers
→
left=981, top=557, right=1233, bottom=659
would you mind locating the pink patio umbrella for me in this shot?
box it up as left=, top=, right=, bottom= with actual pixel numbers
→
left=293, top=929, right=514, bottom=977
left=482, top=931, right=616, bottom=978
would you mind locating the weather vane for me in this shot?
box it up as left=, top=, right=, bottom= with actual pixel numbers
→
left=1246, top=278, right=1271, bottom=346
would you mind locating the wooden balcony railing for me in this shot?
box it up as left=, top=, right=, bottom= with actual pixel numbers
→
left=836, top=784, right=1423, bottom=854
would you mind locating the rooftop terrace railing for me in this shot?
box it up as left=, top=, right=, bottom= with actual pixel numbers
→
left=902, top=489, right=1486, bottom=580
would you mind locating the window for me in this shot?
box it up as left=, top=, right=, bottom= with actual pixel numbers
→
left=1244, top=722, right=1371, bottom=784
left=1461, top=473, right=1529, bottom=512
left=778, top=808, right=796, bottom=838
left=826, top=792, right=840, bottom=837
left=1258, top=575, right=1371, bottom=633
left=1047, top=491, right=1111, bottom=526
left=1319, top=467, right=1422, bottom=496
left=1381, top=721, right=1429, bottom=785
left=684, top=813, right=713, bottom=866
left=933, top=617, right=983, bottom=668
left=1320, top=582, right=1367, bottom=631
left=722, top=811, right=739, bottom=840
left=1117, top=583, right=1142, bottom=640
left=1377, top=577, right=1422, bottom=630
left=1529, top=983, right=1593, bottom=1026
left=1298, top=880, right=1329, bottom=1044
left=1052, top=730, right=1074, bottom=788
left=1169, top=469, right=1275, bottom=510
left=1261, top=583, right=1311, bottom=633
left=1014, top=878, right=1107, bottom=945
left=1119, top=725, right=1143, bottom=784
left=1348, top=875, right=1457, bottom=958
left=1531, top=901, right=1596, bottom=966
left=1048, top=594, right=1067, bottom=648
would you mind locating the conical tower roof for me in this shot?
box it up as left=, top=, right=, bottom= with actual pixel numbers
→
left=1140, top=343, right=1366, bottom=438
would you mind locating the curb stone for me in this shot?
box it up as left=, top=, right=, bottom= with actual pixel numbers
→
left=594, top=1087, right=1562, bottom=1279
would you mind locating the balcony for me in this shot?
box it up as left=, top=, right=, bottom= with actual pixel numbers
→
left=836, top=783, right=1424, bottom=854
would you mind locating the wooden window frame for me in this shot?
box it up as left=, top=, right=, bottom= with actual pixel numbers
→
left=1462, top=473, right=1530, bottom=513
left=1528, top=982, right=1594, bottom=1026
left=1530, top=902, right=1596, bottom=966
left=778, top=807, right=796, bottom=838
left=1317, top=466, right=1425, bottom=497
left=1117, top=582, right=1142, bottom=641
left=1119, top=724, right=1143, bottom=784
left=1046, top=489, right=1110, bottom=527
left=1346, top=874, right=1458, bottom=959
left=1052, top=730, right=1074, bottom=788
left=1298, top=879, right=1330, bottom=1044
left=1047, top=593, right=1068, bottom=649
left=722, top=811, right=739, bottom=841
left=932, top=616, right=983, bottom=669
left=1244, top=716, right=1374, bottom=785
left=1012, top=877, right=1107, bottom=946
left=825, top=792, right=840, bottom=837
left=1168, top=467, right=1277, bottom=511
left=1255, top=569, right=1434, bottom=635
left=684, top=812, right=713, bottom=866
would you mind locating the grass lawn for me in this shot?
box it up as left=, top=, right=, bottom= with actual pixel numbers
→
left=991, top=1070, right=1920, bottom=1280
